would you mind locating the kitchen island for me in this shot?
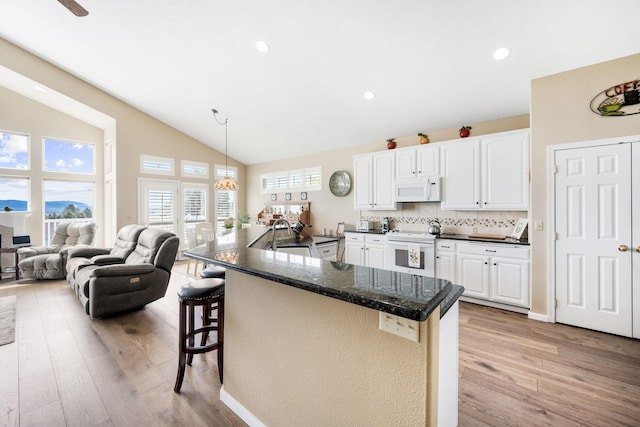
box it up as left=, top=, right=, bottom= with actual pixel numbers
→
left=185, top=227, right=463, bottom=427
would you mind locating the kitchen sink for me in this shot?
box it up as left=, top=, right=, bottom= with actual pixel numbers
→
left=247, top=229, right=320, bottom=258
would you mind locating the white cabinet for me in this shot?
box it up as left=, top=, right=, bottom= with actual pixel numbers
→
left=456, top=242, right=530, bottom=308
left=316, top=241, right=338, bottom=261
left=435, top=240, right=456, bottom=283
left=441, top=129, right=529, bottom=210
left=353, top=152, right=397, bottom=210
left=344, top=232, right=387, bottom=268
left=396, top=145, right=440, bottom=180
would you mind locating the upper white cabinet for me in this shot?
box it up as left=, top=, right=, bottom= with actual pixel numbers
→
left=395, top=145, right=440, bottom=180
left=353, top=152, right=397, bottom=210
left=441, top=129, right=530, bottom=210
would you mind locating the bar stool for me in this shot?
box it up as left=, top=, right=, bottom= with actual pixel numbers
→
left=174, top=278, right=225, bottom=392
left=200, top=265, right=226, bottom=279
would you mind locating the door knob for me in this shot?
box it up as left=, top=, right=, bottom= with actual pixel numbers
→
left=618, top=244, right=629, bottom=252
left=636, top=246, right=640, bottom=253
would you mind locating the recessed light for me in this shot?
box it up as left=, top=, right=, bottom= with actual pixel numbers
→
left=493, top=47, right=510, bottom=60
left=256, top=41, right=270, bottom=53
left=363, top=91, right=375, bottom=100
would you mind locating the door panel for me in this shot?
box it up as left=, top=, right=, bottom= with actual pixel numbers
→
left=633, top=143, right=640, bottom=339
left=555, top=144, right=632, bottom=337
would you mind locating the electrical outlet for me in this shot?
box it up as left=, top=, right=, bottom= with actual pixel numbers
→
left=472, top=226, right=478, bottom=234
left=379, top=312, right=419, bottom=342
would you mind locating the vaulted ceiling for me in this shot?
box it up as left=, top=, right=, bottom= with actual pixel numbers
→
left=1, top=1, right=639, bottom=164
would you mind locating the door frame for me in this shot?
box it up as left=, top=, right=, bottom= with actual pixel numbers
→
left=547, top=134, right=640, bottom=324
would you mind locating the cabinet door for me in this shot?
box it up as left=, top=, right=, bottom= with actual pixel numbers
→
left=417, top=145, right=439, bottom=176
left=482, top=132, right=530, bottom=210
left=457, top=253, right=489, bottom=299
left=441, top=140, right=480, bottom=210
left=366, top=244, right=387, bottom=269
left=436, top=252, right=456, bottom=283
left=345, top=242, right=365, bottom=266
left=316, top=242, right=337, bottom=261
left=372, top=152, right=397, bottom=210
left=396, top=148, right=416, bottom=180
left=491, top=257, right=529, bottom=307
left=353, top=155, right=373, bottom=209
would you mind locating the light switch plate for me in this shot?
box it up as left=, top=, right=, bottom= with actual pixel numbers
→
left=534, top=220, right=543, bottom=231
left=379, top=312, right=419, bottom=342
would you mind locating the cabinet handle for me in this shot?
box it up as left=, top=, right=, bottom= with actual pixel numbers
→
left=618, top=244, right=629, bottom=252
left=484, top=202, right=487, bottom=205
left=442, top=245, right=450, bottom=248
left=484, top=262, right=488, bottom=265
left=476, top=202, right=479, bottom=205
left=485, top=249, right=497, bottom=253
left=493, top=263, right=497, bottom=266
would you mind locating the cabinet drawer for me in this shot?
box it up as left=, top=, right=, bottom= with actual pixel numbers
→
left=344, top=233, right=365, bottom=243
left=316, top=242, right=338, bottom=260
left=457, top=242, right=530, bottom=259
left=436, top=240, right=456, bottom=252
left=365, top=234, right=388, bottom=245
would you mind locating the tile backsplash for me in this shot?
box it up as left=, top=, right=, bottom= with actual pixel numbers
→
left=362, top=202, right=528, bottom=237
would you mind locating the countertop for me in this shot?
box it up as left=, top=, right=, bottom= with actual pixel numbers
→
left=184, top=227, right=461, bottom=321
left=436, top=233, right=529, bottom=245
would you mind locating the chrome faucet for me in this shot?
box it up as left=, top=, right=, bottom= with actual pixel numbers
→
left=271, top=218, right=292, bottom=250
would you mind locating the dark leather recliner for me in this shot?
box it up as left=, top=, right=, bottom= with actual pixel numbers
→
left=68, top=227, right=179, bottom=318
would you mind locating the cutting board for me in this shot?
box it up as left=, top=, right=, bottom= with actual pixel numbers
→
left=469, top=234, right=506, bottom=240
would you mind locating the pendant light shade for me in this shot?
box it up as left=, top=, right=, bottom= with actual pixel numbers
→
left=212, top=108, right=238, bottom=191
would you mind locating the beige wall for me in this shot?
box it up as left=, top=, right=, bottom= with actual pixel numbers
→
left=0, top=86, right=105, bottom=245
left=0, top=38, right=246, bottom=242
left=530, top=53, right=640, bottom=316
left=247, top=114, right=530, bottom=234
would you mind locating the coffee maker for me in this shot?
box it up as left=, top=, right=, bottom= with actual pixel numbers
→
left=381, top=217, right=390, bottom=233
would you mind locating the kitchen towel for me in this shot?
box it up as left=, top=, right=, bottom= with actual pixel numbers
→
left=408, top=243, right=420, bottom=268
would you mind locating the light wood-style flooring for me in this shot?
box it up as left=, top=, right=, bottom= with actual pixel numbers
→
left=1, top=263, right=639, bottom=426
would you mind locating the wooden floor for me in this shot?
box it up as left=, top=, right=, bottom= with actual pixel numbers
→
left=1, top=263, right=639, bottom=426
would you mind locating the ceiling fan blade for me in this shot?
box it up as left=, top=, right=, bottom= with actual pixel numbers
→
left=57, top=0, right=89, bottom=17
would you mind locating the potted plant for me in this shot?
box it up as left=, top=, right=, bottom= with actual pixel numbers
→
left=418, top=133, right=429, bottom=144
left=386, top=138, right=397, bottom=149
left=459, top=126, right=472, bottom=138
left=224, top=217, right=235, bottom=229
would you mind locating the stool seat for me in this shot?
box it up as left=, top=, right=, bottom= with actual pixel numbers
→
left=174, top=278, right=225, bottom=392
left=178, top=278, right=225, bottom=299
left=200, top=266, right=226, bottom=279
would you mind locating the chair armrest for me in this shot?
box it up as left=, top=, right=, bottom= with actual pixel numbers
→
left=68, top=247, right=112, bottom=259
left=91, top=255, right=125, bottom=266
left=17, top=246, right=55, bottom=260
left=90, top=263, right=156, bottom=277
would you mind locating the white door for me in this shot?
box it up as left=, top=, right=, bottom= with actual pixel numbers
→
left=457, top=253, right=490, bottom=299
left=633, top=144, right=640, bottom=339
left=492, top=257, right=529, bottom=307
left=366, top=244, right=386, bottom=269
left=441, top=140, right=480, bottom=210
left=353, top=155, right=373, bottom=209
left=372, top=152, right=396, bottom=210
left=345, top=242, right=365, bottom=266
left=417, top=145, right=440, bottom=176
left=555, top=144, right=633, bottom=337
left=396, top=149, right=416, bottom=180
left=482, top=132, right=529, bottom=210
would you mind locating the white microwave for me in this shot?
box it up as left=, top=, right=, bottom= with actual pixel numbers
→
left=394, top=176, right=441, bottom=202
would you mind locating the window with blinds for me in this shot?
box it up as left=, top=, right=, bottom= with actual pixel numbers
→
left=184, top=184, right=207, bottom=225
left=140, top=155, right=174, bottom=176
left=146, top=189, right=175, bottom=230
left=181, top=160, right=209, bottom=179
left=260, top=166, right=322, bottom=193
left=214, top=164, right=238, bottom=233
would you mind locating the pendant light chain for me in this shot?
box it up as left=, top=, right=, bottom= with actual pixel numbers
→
left=212, top=108, right=238, bottom=191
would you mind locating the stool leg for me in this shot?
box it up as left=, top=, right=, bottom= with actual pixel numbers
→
left=217, top=298, right=224, bottom=384
left=187, top=304, right=195, bottom=366
left=174, top=300, right=187, bottom=393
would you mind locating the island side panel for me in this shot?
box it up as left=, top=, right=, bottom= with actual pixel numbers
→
left=223, top=269, right=434, bottom=426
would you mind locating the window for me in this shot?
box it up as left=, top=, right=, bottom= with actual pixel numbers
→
left=214, top=164, right=238, bottom=233
left=260, top=166, right=322, bottom=193
left=43, top=138, right=94, bottom=174
left=140, top=155, right=175, bottom=176
left=0, top=177, right=30, bottom=211
left=181, top=160, right=209, bottom=179
left=184, top=184, right=208, bottom=225
left=43, top=180, right=95, bottom=245
left=0, top=131, right=29, bottom=170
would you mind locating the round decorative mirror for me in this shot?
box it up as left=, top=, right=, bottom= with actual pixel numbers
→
left=329, top=170, right=351, bottom=197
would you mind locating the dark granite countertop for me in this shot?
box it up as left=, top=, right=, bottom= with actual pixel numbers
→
left=436, top=233, right=529, bottom=245
left=185, top=227, right=460, bottom=321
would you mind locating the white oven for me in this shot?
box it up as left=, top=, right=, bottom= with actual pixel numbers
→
left=385, top=231, right=435, bottom=277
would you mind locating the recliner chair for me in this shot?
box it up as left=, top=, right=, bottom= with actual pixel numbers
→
left=66, top=224, right=147, bottom=294
left=18, top=222, right=97, bottom=279
left=70, top=228, right=179, bottom=318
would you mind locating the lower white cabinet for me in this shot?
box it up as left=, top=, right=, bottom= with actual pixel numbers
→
left=456, top=242, right=530, bottom=308
left=316, top=241, right=338, bottom=261
left=435, top=240, right=457, bottom=283
left=344, top=232, right=387, bottom=268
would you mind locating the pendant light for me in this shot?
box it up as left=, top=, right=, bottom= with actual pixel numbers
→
left=212, top=108, right=238, bottom=191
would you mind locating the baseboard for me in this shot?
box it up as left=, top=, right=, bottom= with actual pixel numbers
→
left=220, top=386, right=265, bottom=427
left=527, top=311, right=550, bottom=322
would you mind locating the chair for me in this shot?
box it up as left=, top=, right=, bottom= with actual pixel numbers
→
left=195, top=222, right=213, bottom=245
left=18, top=222, right=97, bottom=280
left=185, top=227, right=204, bottom=276
left=71, top=228, right=180, bottom=318
left=66, top=224, right=147, bottom=294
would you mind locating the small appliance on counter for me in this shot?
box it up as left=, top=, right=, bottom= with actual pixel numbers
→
left=381, top=217, right=390, bottom=233
left=356, top=220, right=374, bottom=231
